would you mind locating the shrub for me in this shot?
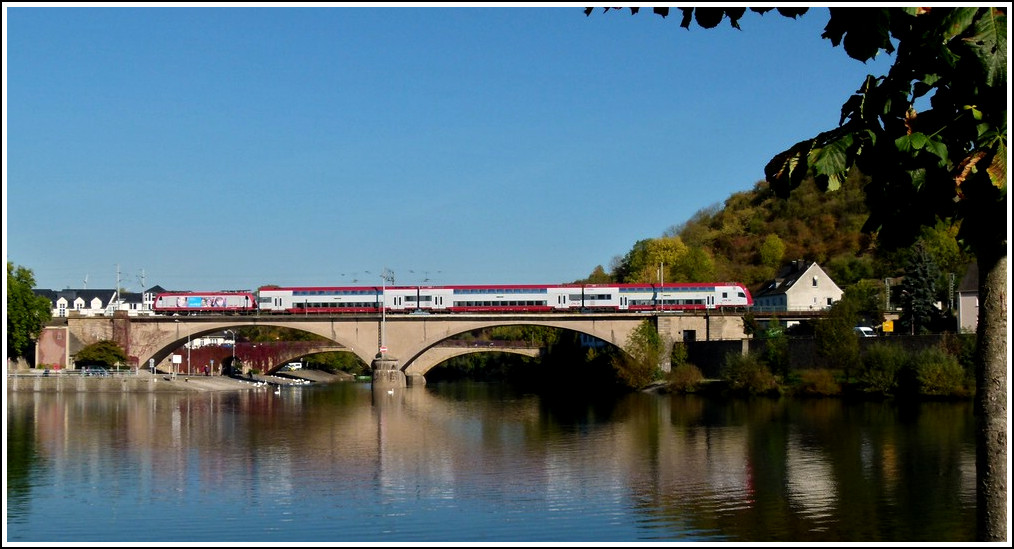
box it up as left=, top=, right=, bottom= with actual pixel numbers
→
left=795, top=368, right=841, bottom=396
left=913, top=347, right=972, bottom=397
left=721, top=352, right=780, bottom=396
left=614, top=320, right=664, bottom=390
left=667, top=363, right=705, bottom=393
left=856, top=342, right=908, bottom=396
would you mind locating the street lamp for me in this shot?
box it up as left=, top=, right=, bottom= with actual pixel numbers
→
left=225, top=330, right=236, bottom=374
left=174, top=320, right=179, bottom=380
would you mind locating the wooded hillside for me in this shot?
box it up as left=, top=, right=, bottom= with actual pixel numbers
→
left=580, top=169, right=973, bottom=296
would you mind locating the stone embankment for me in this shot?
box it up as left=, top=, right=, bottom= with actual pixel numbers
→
left=6, top=368, right=352, bottom=393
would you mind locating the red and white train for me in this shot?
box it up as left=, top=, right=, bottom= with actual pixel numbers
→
left=152, top=282, right=752, bottom=315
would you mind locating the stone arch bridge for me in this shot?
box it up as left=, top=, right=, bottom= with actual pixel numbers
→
left=57, top=311, right=744, bottom=381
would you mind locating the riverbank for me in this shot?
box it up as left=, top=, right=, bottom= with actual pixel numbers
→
left=5, top=368, right=353, bottom=393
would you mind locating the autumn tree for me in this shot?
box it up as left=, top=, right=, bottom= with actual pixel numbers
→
left=588, top=6, right=1006, bottom=539
left=612, top=237, right=689, bottom=283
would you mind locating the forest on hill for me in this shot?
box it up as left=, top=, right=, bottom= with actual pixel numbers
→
left=576, top=168, right=975, bottom=300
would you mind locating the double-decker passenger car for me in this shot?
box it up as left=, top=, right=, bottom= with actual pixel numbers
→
left=152, top=291, right=258, bottom=315
left=252, top=282, right=752, bottom=315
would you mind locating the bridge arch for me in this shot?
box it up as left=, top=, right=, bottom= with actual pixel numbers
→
left=395, top=318, right=637, bottom=377
left=405, top=344, right=544, bottom=376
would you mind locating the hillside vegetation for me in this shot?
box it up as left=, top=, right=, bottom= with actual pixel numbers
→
left=579, top=169, right=973, bottom=296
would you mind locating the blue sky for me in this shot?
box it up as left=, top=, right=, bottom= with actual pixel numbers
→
left=5, top=4, right=896, bottom=292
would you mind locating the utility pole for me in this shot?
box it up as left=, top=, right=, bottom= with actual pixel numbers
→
left=113, top=263, right=121, bottom=314
left=379, top=268, right=395, bottom=355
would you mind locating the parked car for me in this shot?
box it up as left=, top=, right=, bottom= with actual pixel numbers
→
left=83, top=366, right=110, bottom=376
left=854, top=326, right=877, bottom=338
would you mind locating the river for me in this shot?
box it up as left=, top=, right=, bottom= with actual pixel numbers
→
left=5, top=379, right=977, bottom=543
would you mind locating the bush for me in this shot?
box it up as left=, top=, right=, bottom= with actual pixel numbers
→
left=795, top=368, right=842, bottom=396
left=667, top=363, right=705, bottom=393
left=856, top=342, right=908, bottom=396
left=721, top=352, right=780, bottom=396
left=613, top=319, right=665, bottom=390
left=913, top=347, right=972, bottom=397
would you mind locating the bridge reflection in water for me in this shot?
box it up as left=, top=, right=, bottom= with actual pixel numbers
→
left=4, top=382, right=976, bottom=542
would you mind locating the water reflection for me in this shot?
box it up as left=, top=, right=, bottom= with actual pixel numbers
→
left=6, top=384, right=976, bottom=542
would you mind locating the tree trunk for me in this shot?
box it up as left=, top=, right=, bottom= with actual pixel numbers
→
left=975, top=250, right=1007, bottom=541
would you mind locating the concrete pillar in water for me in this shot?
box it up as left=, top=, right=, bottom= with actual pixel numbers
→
left=371, top=354, right=406, bottom=390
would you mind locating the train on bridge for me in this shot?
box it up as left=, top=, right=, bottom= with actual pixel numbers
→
left=152, top=282, right=753, bottom=316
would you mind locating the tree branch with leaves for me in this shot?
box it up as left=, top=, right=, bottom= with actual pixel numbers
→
left=587, top=6, right=1006, bottom=540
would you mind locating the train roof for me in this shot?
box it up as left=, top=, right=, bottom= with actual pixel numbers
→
left=254, top=282, right=751, bottom=292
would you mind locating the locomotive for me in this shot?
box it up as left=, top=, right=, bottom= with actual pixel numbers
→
left=152, top=282, right=752, bottom=315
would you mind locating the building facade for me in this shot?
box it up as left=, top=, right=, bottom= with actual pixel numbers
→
left=33, top=286, right=166, bottom=318
left=751, top=260, right=843, bottom=312
left=955, top=263, right=978, bottom=334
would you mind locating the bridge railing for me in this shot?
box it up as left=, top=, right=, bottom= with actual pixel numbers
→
left=7, top=368, right=142, bottom=378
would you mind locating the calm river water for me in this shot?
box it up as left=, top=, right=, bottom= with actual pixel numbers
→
left=6, top=379, right=977, bottom=543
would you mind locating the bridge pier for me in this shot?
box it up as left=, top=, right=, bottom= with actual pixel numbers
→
left=371, top=354, right=406, bottom=391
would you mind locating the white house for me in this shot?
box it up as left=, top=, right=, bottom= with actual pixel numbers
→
left=33, top=286, right=166, bottom=317
left=955, top=263, right=978, bottom=334
left=751, top=260, right=843, bottom=312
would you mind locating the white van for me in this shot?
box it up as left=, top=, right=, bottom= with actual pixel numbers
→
left=286, top=362, right=303, bottom=370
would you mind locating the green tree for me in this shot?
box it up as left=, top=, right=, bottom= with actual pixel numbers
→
left=758, top=233, right=786, bottom=270
left=843, top=279, right=886, bottom=328
left=814, top=295, right=862, bottom=381
left=899, top=241, right=942, bottom=335
left=307, top=351, right=368, bottom=376
left=6, top=262, right=53, bottom=363
left=613, top=319, right=663, bottom=389
left=759, top=316, right=789, bottom=378
left=74, top=340, right=128, bottom=369
left=588, top=7, right=1007, bottom=538
left=583, top=264, right=613, bottom=283
left=669, top=245, right=717, bottom=282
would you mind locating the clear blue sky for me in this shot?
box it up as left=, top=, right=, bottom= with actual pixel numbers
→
left=5, top=4, right=896, bottom=292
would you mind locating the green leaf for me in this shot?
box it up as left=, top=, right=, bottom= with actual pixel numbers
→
left=963, top=8, right=1007, bottom=87
left=895, top=133, right=923, bottom=152
left=809, top=134, right=853, bottom=178
left=922, top=139, right=949, bottom=166
left=938, top=7, right=978, bottom=42
left=987, top=140, right=1007, bottom=191
left=764, top=139, right=812, bottom=196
